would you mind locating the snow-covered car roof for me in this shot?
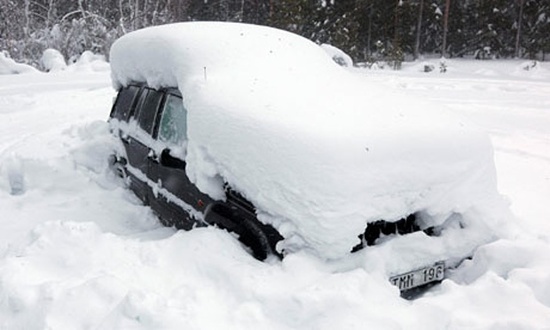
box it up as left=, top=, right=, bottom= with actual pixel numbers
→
left=110, top=22, right=497, bottom=259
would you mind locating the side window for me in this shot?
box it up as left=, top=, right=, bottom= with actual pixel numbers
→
left=110, top=85, right=139, bottom=121
left=134, top=88, right=163, bottom=134
left=158, top=94, right=187, bottom=146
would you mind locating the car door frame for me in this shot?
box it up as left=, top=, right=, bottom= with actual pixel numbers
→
left=147, top=88, right=213, bottom=229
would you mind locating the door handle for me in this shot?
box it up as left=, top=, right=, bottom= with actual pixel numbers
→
left=147, top=150, right=160, bottom=163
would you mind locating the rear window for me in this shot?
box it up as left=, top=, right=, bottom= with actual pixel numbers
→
left=110, top=85, right=139, bottom=121
left=134, top=88, right=164, bottom=134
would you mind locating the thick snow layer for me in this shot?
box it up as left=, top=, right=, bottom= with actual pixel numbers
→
left=0, top=59, right=549, bottom=329
left=110, top=23, right=505, bottom=259
left=0, top=51, right=38, bottom=75
left=110, top=22, right=341, bottom=90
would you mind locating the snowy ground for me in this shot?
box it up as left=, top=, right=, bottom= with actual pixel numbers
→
left=0, top=59, right=549, bottom=329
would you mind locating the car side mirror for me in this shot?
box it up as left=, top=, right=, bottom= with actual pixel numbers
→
left=160, top=148, right=186, bottom=169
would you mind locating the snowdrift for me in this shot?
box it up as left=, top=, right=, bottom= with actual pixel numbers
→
left=0, top=52, right=38, bottom=75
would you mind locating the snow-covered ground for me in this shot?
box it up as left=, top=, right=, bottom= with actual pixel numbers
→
left=0, top=58, right=549, bottom=329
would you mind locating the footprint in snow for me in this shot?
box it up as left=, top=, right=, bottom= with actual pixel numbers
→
left=3, top=155, right=26, bottom=195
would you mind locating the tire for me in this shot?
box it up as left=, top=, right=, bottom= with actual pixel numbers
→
left=108, top=154, right=129, bottom=186
left=204, top=203, right=283, bottom=261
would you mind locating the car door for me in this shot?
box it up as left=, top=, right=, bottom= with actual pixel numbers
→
left=124, top=87, right=163, bottom=204
left=148, top=90, right=212, bottom=229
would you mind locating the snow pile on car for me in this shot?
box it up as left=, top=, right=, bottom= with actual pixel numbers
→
left=110, top=22, right=507, bottom=260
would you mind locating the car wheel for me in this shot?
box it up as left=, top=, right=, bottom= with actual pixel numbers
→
left=108, top=154, right=129, bottom=185
left=205, top=203, right=282, bottom=261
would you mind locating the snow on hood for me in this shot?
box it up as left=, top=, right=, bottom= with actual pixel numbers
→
left=110, top=22, right=499, bottom=259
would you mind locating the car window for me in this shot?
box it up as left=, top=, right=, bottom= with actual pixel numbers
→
left=111, top=85, right=139, bottom=121
left=135, top=88, right=163, bottom=134
left=158, top=94, right=187, bottom=146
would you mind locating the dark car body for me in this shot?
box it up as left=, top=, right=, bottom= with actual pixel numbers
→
left=109, top=84, right=282, bottom=260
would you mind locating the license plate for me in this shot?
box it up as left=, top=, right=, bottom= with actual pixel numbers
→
left=389, top=262, right=445, bottom=291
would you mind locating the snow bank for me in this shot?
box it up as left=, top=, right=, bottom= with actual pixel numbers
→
left=41, top=48, right=67, bottom=72
left=1, top=49, right=108, bottom=75
left=0, top=51, right=38, bottom=75
left=110, top=22, right=506, bottom=260
left=397, top=58, right=550, bottom=82
left=69, top=51, right=110, bottom=72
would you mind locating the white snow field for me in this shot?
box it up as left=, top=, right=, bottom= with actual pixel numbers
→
left=0, top=56, right=549, bottom=329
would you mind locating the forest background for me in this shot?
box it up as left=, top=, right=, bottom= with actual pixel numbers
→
left=1, top=0, right=549, bottom=69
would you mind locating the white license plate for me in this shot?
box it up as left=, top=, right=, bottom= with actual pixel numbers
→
left=389, top=262, right=445, bottom=291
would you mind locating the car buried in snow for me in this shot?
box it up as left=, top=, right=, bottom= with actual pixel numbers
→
left=107, top=22, right=505, bottom=296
